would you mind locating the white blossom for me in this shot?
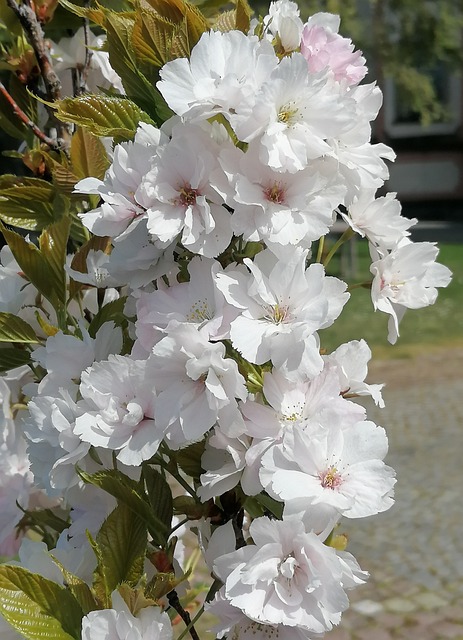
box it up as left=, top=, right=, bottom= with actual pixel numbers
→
left=157, top=30, right=278, bottom=124
left=150, top=324, right=247, bottom=446
left=260, top=421, right=396, bottom=532
left=213, top=517, right=367, bottom=633
left=74, top=355, right=162, bottom=465
left=219, top=142, right=343, bottom=247
left=370, top=240, right=452, bottom=344
left=215, top=247, right=348, bottom=377
left=323, top=340, right=385, bottom=407
left=341, top=190, right=417, bottom=249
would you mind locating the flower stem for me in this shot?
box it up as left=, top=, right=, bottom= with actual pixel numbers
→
left=323, top=227, right=355, bottom=269
left=316, top=235, right=325, bottom=263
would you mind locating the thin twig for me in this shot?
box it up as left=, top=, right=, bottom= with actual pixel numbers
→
left=79, top=6, right=94, bottom=95
left=166, top=590, right=201, bottom=640
left=5, top=0, right=70, bottom=149
left=5, top=0, right=62, bottom=103
left=0, top=80, right=61, bottom=151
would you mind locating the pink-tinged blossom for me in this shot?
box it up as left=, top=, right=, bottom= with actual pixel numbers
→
left=301, top=13, right=367, bottom=86
left=215, top=248, right=349, bottom=377
left=219, top=142, right=344, bottom=248
left=260, top=422, right=396, bottom=533
left=213, top=517, right=367, bottom=633
left=341, top=190, right=417, bottom=250
left=157, top=30, right=278, bottom=123
left=74, top=355, right=162, bottom=466
left=136, top=124, right=233, bottom=257
left=150, top=324, right=247, bottom=447
left=370, top=240, right=452, bottom=344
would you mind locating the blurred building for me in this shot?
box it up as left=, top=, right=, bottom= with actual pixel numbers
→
left=377, top=65, right=463, bottom=207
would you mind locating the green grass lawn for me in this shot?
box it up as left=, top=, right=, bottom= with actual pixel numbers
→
left=320, top=240, right=463, bottom=359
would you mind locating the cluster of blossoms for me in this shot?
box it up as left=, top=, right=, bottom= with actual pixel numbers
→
left=0, top=2, right=451, bottom=640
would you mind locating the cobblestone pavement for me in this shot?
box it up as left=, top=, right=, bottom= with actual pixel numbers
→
left=330, top=347, right=463, bottom=640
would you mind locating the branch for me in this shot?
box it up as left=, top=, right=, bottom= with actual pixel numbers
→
left=0, top=80, right=61, bottom=151
left=5, top=0, right=70, bottom=149
left=5, top=0, right=62, bottom=103
left=166, top=590, right=200, bottom=640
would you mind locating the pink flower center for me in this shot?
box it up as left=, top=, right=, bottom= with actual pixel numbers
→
left=177, top=185, right=199, bottom=207
left=319, top=466, right=343, bottom=489
left=264, top=182, right=286, bottom=204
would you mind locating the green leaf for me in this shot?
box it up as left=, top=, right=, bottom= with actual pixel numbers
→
left=93, top=503, right=147, bottom=603
left=39, top=214, right=71, bottom=308
left=0, top=313, right=38, bottom=343
left=77, top=468, right=170, bottom=546
left=50, top=560, right=98, bottom=616
left=0, top=565, right=83, bottom=640
left=253, top=492, right=284, bottom=519
left=213, top=9, right=236, bottom=32
left=235, top=0, right=252, bottom=33
left=1, top=222, right=66, bottom=313
left=87, top=296, right=127, bottom=338
left=176, top=440, right=205, bottom=482
left=142, top=466, right=173, bottom=544
left=57, top=0, right=106, bottom=25
left=132, top=2, right=177, bottom=67
left=0, top=347, right=32, bottom=372
left=54, top=95, right=153, bottom=140
left=0, top=178, right=61, bottom=231
left=145, top=0, right=208, bottom=48
left=104, top=12, right=170, bottom=122
left=70, top=128, right=110, bottom=180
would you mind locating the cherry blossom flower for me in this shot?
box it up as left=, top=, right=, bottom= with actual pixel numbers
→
left=76, top=124, right=166, bottom=239
left=213, top=517, right=367, bottom=633
left=81, top=592, right=172, bottom=640
left=341, top=190, right=417, bottom=249
left=50, top=27, right=124, bottom=95
left=323, top=340, right=385, bottom=407
left=219, top=142, right=344, bottom=247
left=198, top=429, right=257, bottom=501
left=157, top=30, right=278, bottom=124
left=370, top=240, right=452, bottom=344
left=133, top=256, right=237, bottom=357
left=74, top=355, right=162, bottom=466
left=150, top=324, right=247, bottom=446
left=137, top=123, right=233, bottom=257
left=263, top=0, right=303, bottom=53
left=215, top=247, right=348, bottom=376
left=234, top=53, right=357, bottom=173
left=301, top=13, right=367, bottom=86
left=260, top=421, right=396, bottom=532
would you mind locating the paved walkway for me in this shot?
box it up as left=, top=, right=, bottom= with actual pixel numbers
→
left=331, top=347, right=463, bottom=640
